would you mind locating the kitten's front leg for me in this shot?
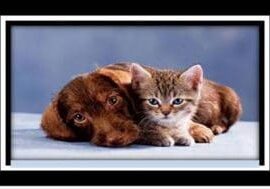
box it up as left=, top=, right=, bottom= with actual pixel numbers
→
left=136, top=126, right=175, bottom=147
left=171, top=126, right=195, bottom=146
left=174, top=134, right=195, bottom=146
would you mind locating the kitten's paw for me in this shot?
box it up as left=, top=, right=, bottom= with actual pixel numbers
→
left=153, top=137, right=175, bottom=147
left=137, top=136, right=175, bottom=147
left=191, top=125, right=214, bottom=143
left=175, top=136, right=195, bottom=146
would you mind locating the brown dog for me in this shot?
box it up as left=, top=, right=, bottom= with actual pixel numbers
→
left=41, top=72, right=139, bottom=147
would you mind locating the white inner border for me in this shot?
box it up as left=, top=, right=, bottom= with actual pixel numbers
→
left=0, top=15, right=269, bottom=171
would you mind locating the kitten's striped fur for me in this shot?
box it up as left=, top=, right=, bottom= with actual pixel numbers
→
left=130, top=64, right=204, bottom=146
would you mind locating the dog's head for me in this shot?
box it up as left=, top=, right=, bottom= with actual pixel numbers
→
left=41, top=72, right=139, bottom=147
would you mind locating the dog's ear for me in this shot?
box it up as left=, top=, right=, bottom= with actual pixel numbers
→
left=40, top=95, right=78, bottom=141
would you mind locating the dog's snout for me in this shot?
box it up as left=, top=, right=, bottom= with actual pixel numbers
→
left=91, top=114, right=139, bottom=147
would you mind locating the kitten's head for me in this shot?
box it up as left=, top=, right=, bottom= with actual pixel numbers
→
left=131, top=63, right=203, bottom=126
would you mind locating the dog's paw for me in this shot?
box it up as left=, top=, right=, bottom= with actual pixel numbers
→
left=190, top=123, right=214, bottom=143
left=211, top=125, right=226, bottom=135
left=175, top=136, right=195, bottom=146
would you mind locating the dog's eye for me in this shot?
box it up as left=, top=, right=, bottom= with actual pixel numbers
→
left=73, top=113, right=86, bottom=123
left=107, top=96, right=118, bottom=105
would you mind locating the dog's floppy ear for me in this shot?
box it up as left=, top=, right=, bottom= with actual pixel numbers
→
left=41, top=95, right=78, bottom=141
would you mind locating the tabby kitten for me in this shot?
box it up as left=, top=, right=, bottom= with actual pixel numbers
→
left=131, top=63, right=204, bottom=146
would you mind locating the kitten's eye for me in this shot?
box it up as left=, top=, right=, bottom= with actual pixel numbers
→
left=172, top=98, right=184, bottom=106
left=148, top=98, right=159, bottom=106
left=107, top=96, right=118, bottom=105
left=73, top=113, right=86, bottom=123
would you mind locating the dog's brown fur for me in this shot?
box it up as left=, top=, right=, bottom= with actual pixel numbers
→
left=41, top=72, right=139, bottom=147
left=193, top=79, right=242, bottom=134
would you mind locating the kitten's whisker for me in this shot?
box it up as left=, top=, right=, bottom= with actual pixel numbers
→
left=144, top=118, right=153, bottom=128
left=138, top=116, right=152, bottom=128
left=138, top=116, right=147, bottom=126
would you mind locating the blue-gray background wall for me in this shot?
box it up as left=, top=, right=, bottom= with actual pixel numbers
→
left=11, top=26, right=259, bottom=121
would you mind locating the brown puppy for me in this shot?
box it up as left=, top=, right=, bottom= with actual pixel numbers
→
left=41, top=72, right=139, bottom=147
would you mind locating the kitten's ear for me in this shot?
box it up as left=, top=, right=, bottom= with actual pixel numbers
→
left=180, top=65, right=203, bottom=90
left=131, top=63, right=151, bottom=89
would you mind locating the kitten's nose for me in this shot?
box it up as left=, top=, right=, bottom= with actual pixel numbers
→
left=161, top=110, right=171, bottom=116
left=161, top=105, right=171, bottom=116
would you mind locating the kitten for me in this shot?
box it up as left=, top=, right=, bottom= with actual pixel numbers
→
left=99, top=62, right=242, bottom=146
left=130, top=64, right=204, bottom=146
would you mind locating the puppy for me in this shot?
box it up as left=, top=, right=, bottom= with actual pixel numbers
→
left=41, top=72, right=139, bottom=147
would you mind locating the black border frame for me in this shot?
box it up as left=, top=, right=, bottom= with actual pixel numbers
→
left=1, top=19, right=269, bottom=186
